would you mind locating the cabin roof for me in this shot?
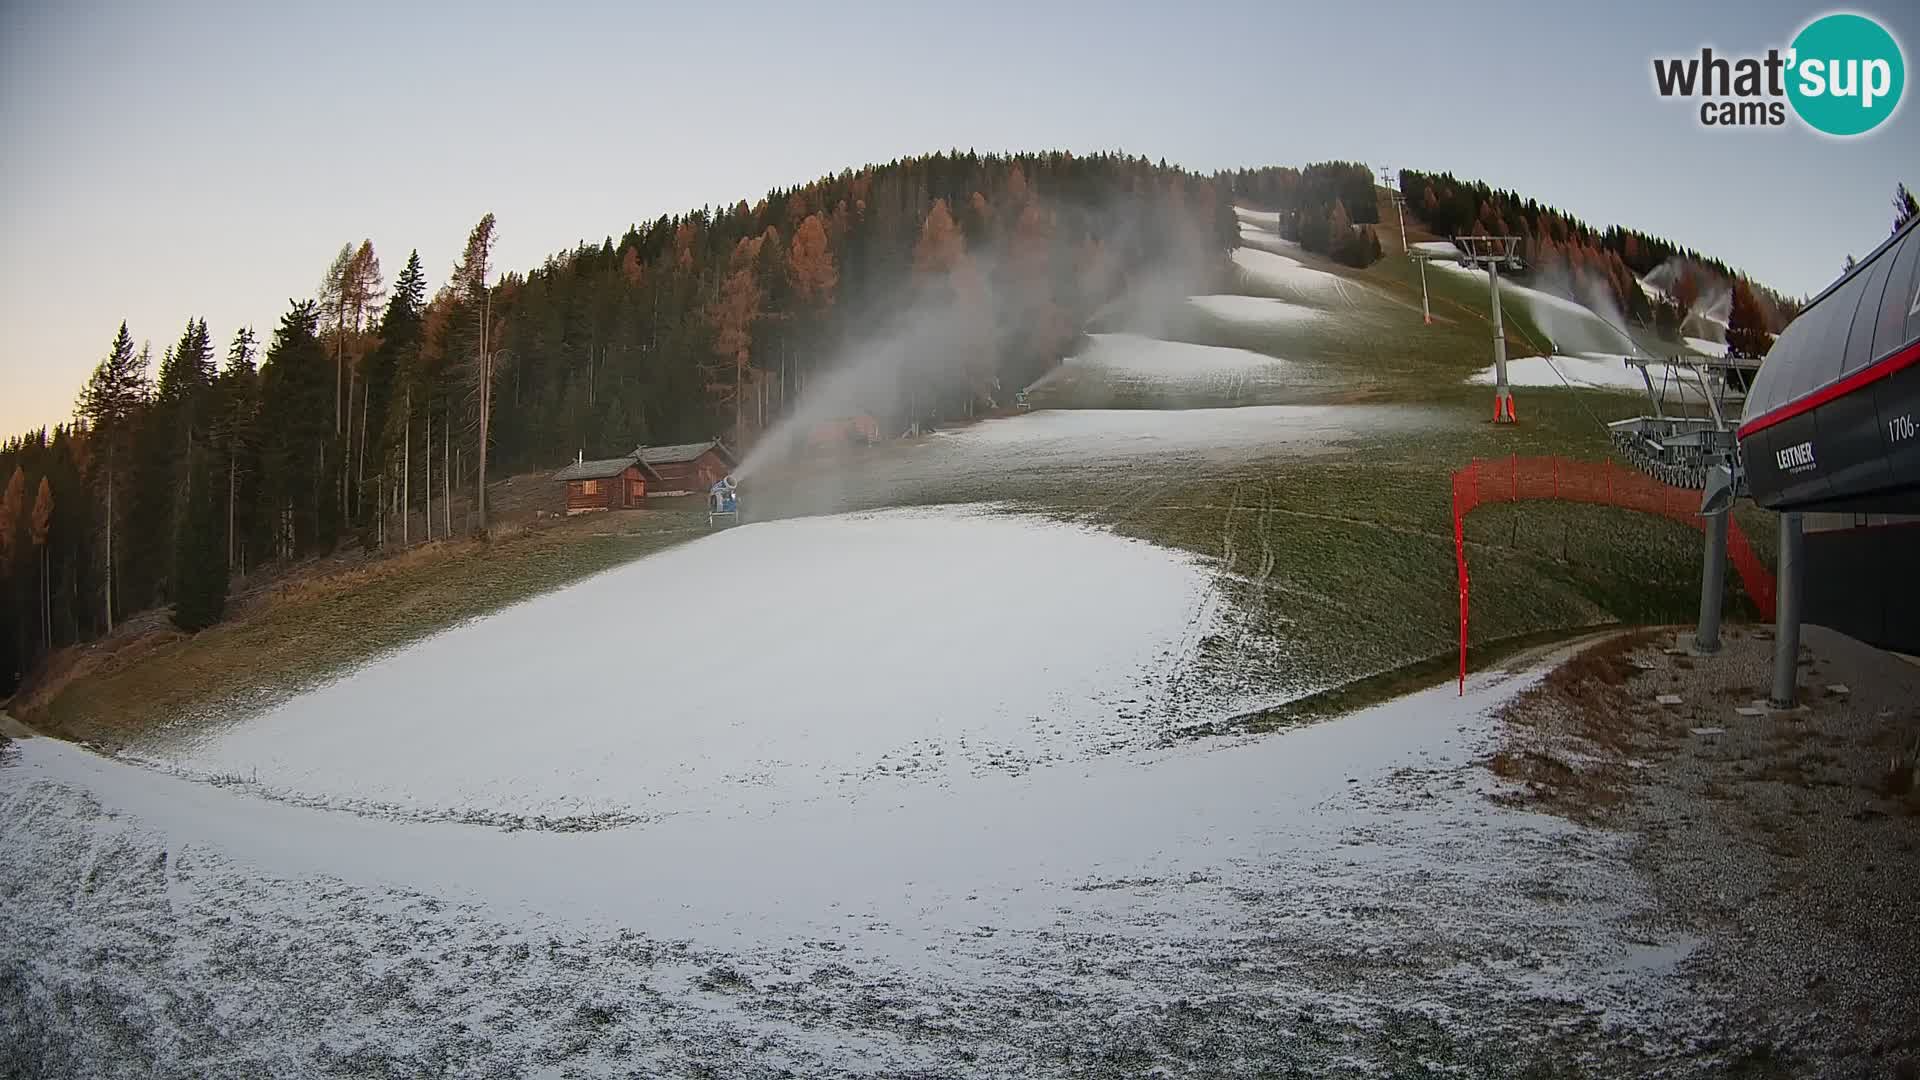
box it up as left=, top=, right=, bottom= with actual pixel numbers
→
left=551, top=454, right=655, bottom=482
left=636, top=440, right=736, bottom=466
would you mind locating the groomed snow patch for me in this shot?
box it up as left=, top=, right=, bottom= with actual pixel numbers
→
left=170, top=507, right=1225, bottom=823
left=1467, top=353, right=1646, bottom=390
left=1187, top=294, right=1323, bottom=326
left=1232, top=247, right=1351, bottom=299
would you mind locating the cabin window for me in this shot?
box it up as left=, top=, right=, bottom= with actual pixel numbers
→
left=582, top=479, right=599, bottom=495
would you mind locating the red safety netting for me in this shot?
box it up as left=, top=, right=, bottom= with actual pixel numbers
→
left=1450, top=455, right=1776, bottom=694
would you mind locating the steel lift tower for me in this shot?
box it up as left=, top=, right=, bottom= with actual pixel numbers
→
left=1409, top=235, right=1524, bottom=420
left=1380, top=167, right=1433, bottom=325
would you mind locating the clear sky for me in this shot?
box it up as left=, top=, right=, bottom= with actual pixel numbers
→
left=3, top=0, right=1915, bottom=435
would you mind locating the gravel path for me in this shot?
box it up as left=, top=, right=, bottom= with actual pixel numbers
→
left=1487, top=624, right=1920, bottom=1078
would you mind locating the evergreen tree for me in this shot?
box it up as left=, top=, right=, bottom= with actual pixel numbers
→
left=74, top=323, right=150, bottom=632
left=0, top=465, right=22, bottom=687
left=446, top=215, right=498, bottom=530
left=212, top=327, right=261, bottom=570
left=133, top=318, right=216, bottom=601
left=256, top=301, right=332, bottom=557
left=171, top=474, right=227, bottom=631
left=362, top=251, right=426, bottom=531
left=1894, top=182, right=1918, bottom=234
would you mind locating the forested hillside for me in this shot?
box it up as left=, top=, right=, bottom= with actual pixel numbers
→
left=0, top=151, right=1235, bottom=690
left=1396, top=169, right=1799, bottom=355
left=1223, top=162, right=1385, bottom=267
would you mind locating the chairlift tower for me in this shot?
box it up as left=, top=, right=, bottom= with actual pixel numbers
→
left=1380, top=167, right=1432, bottom=325
left=1456, top=235, right=1524, bottom=423
left=1378, top=167, right=1408, bottom=256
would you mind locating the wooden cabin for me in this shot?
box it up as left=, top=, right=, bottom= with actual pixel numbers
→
left=550, top=453, right=659, bottom=514
left=637, top=440, right=737, bottom=496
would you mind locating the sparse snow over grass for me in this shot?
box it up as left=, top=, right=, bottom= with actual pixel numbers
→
left=1024, top=331, right=1316, bottom=408
left=1232, top=205, right=1283, bottom=230
left=1232, top=247, right=1355, bottom=303
left=1467, top=353, right=1646, bottom=391
left=1187, top=293, right=1323, bottom=326
left=932, top=403, right=1409, bottom=465
left=1431, top=260, right=1639, bottom=354
left=165, top=507, right=1227, bottom=825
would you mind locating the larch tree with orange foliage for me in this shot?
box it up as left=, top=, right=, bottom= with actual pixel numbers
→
left=32, top=475, right=53, bottom=647
left=786, top=214, right=838, bottom=400
left=1726, top=279, right=1775, bottom=360
left=707, top=233, right=767, bottom=449
left=912, top=199, right=994, bottom=421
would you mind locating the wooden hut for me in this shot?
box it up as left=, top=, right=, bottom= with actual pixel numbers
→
left=550, top=453, right=659, bottom=514
left=637, top=441, right=737, bottom=496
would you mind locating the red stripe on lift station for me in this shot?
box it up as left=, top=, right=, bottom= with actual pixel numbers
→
left=1737, top=339, right=1920, bottom=440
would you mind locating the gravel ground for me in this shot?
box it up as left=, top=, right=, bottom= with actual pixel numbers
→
left=1487, top=624, right=1920, bottom=1079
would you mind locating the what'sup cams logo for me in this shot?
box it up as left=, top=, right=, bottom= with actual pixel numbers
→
left=1652, top=12, right=1905, bottom=136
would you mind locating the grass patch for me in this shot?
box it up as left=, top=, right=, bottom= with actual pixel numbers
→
left=28, top=511, right=706, bottom=747
left=1182, top=625, right=1620, bottom=737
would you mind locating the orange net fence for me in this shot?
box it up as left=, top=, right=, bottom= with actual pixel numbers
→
left=1450, top=456, right=1776, bottom=693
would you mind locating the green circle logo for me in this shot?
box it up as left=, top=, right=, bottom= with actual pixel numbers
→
left=1788, top=13, right=1905, bottom=136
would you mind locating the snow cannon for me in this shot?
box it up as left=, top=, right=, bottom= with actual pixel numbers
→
left=707, top=475, right=740, bottom=528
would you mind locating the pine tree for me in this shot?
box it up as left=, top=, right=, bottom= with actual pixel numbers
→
left=213, top=327, right=260, bottom=570
left=0, top=466, right=22, bottom=684
left=364, top=251, right=426, bottom=536
left=447, top=215, right=497, bottom=531
left=1893, top=182, right=1918, bottom=233
left=171, top=474, right=227, bottom=632
left=256, top=301, right=332, bottom=557
left=140, top=318, right=216, bottom=599
left=75, top=323, right=150, bottom=632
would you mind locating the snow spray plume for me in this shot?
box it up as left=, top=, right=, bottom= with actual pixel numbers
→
left=731, top=193, right=1223, bottom=492
left=1644, top=256, right=1729, bottom=342
left=1524, top=261, right=1644, bottom=357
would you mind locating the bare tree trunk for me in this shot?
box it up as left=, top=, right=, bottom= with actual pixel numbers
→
left=424, top=407, right=433, bottom=541
left=104, top=443, right=114, bottom=635
left=734, top=351, right=746, bottom=450
left=227, top=451, right=236, bottom=570
left=477, top=291, right=491, bottom=533
left=443, top=419, right=451, bottom=538
left=356, top=378, right=368, bottom=522
left=403, top=391, right=411, bottom=546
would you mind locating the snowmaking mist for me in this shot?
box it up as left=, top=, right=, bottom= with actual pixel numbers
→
left=1524, top=263, right=1645, bottom=357
left=1643, top=256, right=1730, bottom=338
left=731, top=197, right=1221, bottom=486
